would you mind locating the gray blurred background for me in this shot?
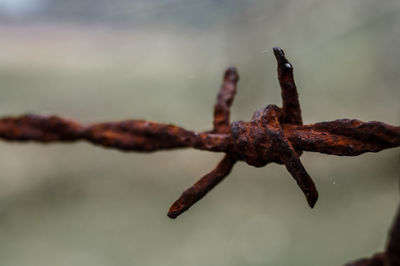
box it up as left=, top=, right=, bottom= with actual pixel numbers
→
left=0, top=1, right=399, bottom=265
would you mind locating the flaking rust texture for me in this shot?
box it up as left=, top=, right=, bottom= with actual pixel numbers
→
left=0, top=47, right=399, bottom=219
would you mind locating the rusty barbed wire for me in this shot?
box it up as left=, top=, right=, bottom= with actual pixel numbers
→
left=0, top=47, right=399, bottom=219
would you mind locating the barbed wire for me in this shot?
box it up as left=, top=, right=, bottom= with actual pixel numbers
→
left=0, top=47, right=399, bottom=220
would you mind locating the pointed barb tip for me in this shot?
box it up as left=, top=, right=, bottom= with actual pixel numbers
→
left=306, top=190, right=319, bottom=208
left=273, top=47, right=290, bottom=66
left=273, top=47, right=285, bottom=58
left=167, top=200, right=189, bottom=219
left=224, top=67, right=239, bottom=83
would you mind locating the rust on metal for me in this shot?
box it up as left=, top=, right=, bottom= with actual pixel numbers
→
left=0, top=47, right=399, bottom=219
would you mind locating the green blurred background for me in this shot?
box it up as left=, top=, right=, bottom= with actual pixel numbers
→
left=0, top=0, right=399, bottom=265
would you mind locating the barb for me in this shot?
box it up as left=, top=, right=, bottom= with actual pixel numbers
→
left=0, top=47, right=399, bottom=219
left=168, top=154, right=236, bottom=219
left=213, top=67, right=239, bottom=134
left=273, top=47, right=302, bottom=125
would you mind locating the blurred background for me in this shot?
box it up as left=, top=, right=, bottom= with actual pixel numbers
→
left=0, top=0, right=399, bottom=265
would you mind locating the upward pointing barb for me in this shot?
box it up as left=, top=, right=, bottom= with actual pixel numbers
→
left=213, top=66, right=239, bottom=134
left=273, top=47, right=303, bottom=125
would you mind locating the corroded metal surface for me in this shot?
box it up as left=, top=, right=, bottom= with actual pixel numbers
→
left=0, top=47, right=399, bottom=219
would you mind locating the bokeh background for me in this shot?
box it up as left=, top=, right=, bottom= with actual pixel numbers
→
left=0, top=1, right=399, bottom=265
